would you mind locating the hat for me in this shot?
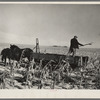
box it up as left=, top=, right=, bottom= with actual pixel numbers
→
left=74, top=36, right=78, bottom=38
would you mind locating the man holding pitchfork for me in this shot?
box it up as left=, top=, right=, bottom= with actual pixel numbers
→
left=67, top=36, right=92, bottom=56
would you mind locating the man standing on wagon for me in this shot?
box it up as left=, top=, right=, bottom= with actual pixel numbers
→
left=67, top=36, right=84, bottom=56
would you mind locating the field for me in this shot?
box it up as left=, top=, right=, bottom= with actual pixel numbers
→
left=0, top=43, right=100, bottom=89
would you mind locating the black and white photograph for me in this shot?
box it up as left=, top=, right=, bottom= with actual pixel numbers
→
left=0, top=2, right=100, bottom=94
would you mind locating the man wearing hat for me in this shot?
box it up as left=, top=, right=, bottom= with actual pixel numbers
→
left=67, top=36, right=84, bottom=56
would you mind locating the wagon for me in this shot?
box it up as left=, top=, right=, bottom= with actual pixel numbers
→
left=32, top=52, right=89, bottom=67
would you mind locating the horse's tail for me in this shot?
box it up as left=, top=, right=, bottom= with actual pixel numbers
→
left=0, top=48, right=7, bottom=55
left=1, top=55, right=3, bottom=62
left=0, top=49, right=5, bottom=62
left=1, top=49, right=3, bottom=55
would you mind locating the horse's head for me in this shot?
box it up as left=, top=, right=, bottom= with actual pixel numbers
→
left=10, top=44, right=20, bottom=51
left=10, top=44, right=21, bottom=61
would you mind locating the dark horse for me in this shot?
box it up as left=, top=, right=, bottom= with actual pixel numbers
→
left=1, top=48, right=11, bottom=64
left=10, top=44, right=33, bottom=62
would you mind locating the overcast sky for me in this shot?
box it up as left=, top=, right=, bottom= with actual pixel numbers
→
left=0, top=4, right=100, bottom=48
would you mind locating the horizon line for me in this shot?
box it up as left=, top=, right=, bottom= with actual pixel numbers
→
left=0, top=42, right=100, bottom=49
